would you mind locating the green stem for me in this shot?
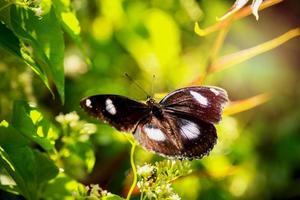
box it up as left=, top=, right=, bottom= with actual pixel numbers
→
left=126, top=140, right=137, bottom=200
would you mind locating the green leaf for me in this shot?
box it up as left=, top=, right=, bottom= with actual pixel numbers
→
left=52, top=0, right=81, bottom=42
left=0, top=120, right=29, bottom=149
left=0, top=184, right=20, bottom=195
left=0, top=22, right=21, bottom=57
left=10, top=5, right=65, bottom=103
left=0, top=120, right=29, bottom=193
left=52, top=0, right=91, bottom=66
left=0, top=15, right=53, bottom=95
left=0, top=146, right=29, bottom=198
left=102, top=194, right=125, bottom=200
left=11, top=101, right=56, bottom=151
left=42, top=173, right=84, bottom=200
left=0, top=116, right=58, bottom=200
left=0, top=147, right=58, bottom=200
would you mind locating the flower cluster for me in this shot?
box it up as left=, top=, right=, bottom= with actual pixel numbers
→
left=137, top=160, right=192, bottom=200
left=55, top=111, right=97, bottom=140
left=74, top=184, right=112, bottom=199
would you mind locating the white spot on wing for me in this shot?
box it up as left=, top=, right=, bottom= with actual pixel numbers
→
left=210, top=88, right=220, bottom=96
left=144, top=125, right=166, bottom=141
left=190, top=91, right=208, bottom=106
left=86, top=99, right=92, bottom=108
left=105, top=98, right=116, bottom=115
left=180, top=120, right=201, bottom=140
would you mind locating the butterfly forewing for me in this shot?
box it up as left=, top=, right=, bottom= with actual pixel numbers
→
left=160, top=86, right=228, bottom=124
left=80, top=95, right=149, bottom=132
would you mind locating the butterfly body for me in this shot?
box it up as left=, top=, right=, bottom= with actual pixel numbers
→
left=80, top=86, right=228, bottom=159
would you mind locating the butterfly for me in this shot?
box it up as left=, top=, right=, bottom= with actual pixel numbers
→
left=80, top=86, right=228, bottom=159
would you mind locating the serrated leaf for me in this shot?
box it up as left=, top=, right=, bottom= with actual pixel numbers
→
left=10, top=5, right=65, bottom=103
left=224, top=93, right=270, bottom=116
left=210, top=28, right=300, bottom=73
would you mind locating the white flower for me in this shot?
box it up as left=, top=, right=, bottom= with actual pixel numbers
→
left=81, top=123, right=97, bottom=134
left=220, top=0, right=264, bottom=20
left=169, top=193, right=181, bottom=200
left=55, top=112, right=79, bottom=124
left=137, top=164, right=155, bottom=177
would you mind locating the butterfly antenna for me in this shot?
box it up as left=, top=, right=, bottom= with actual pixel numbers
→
left=151, top=74, right=155, bottom=98
left=124, top=73, right=151, bottom=98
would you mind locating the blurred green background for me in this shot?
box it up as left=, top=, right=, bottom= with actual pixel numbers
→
left=1, top=0, right=300, bottom=199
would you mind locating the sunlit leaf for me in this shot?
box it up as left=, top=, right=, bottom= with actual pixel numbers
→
left=209, top=28, right=300, bottom=73
left=0, top=147, right=58, bottom=200
left=53, top=0, right=81, bottom=41
left=10, top=5, right=65, bottom=103
left=0, top=18, right=53, bottom=95
left=0, top=117, right=58, bottom=199
left=224, top=93, right=271, bottom=116
left=11, top=101, right=56, bottom=151
left=102, top=194, right=124, bottom=200
left=42, top=173, right=84, bottom=199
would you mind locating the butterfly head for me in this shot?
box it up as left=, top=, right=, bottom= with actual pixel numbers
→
left=146, top=96, right=155, bottom=104
left=146, top=97, right=164, bottom=118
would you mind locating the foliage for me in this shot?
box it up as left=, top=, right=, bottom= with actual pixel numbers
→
left=1, top=0, right=300, bottom=200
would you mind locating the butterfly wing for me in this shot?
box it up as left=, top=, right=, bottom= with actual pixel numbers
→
left=159, top=86, right=228, bottom=124
left=80, top=95, right=149, bottom=132
left=134, top=113, right=217, bottom=159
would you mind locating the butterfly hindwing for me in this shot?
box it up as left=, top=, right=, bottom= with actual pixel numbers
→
left=80, top=95, right=149, bottom=132
left=160, top=86, right=228, bottom=124
left=134, top=113, right=217, bottom=159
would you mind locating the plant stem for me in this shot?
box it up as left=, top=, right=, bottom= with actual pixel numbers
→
left=126, top=139, right=137, bottom=200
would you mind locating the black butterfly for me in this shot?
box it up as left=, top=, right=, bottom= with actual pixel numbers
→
left=80, top=86, right=228, bottom=159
